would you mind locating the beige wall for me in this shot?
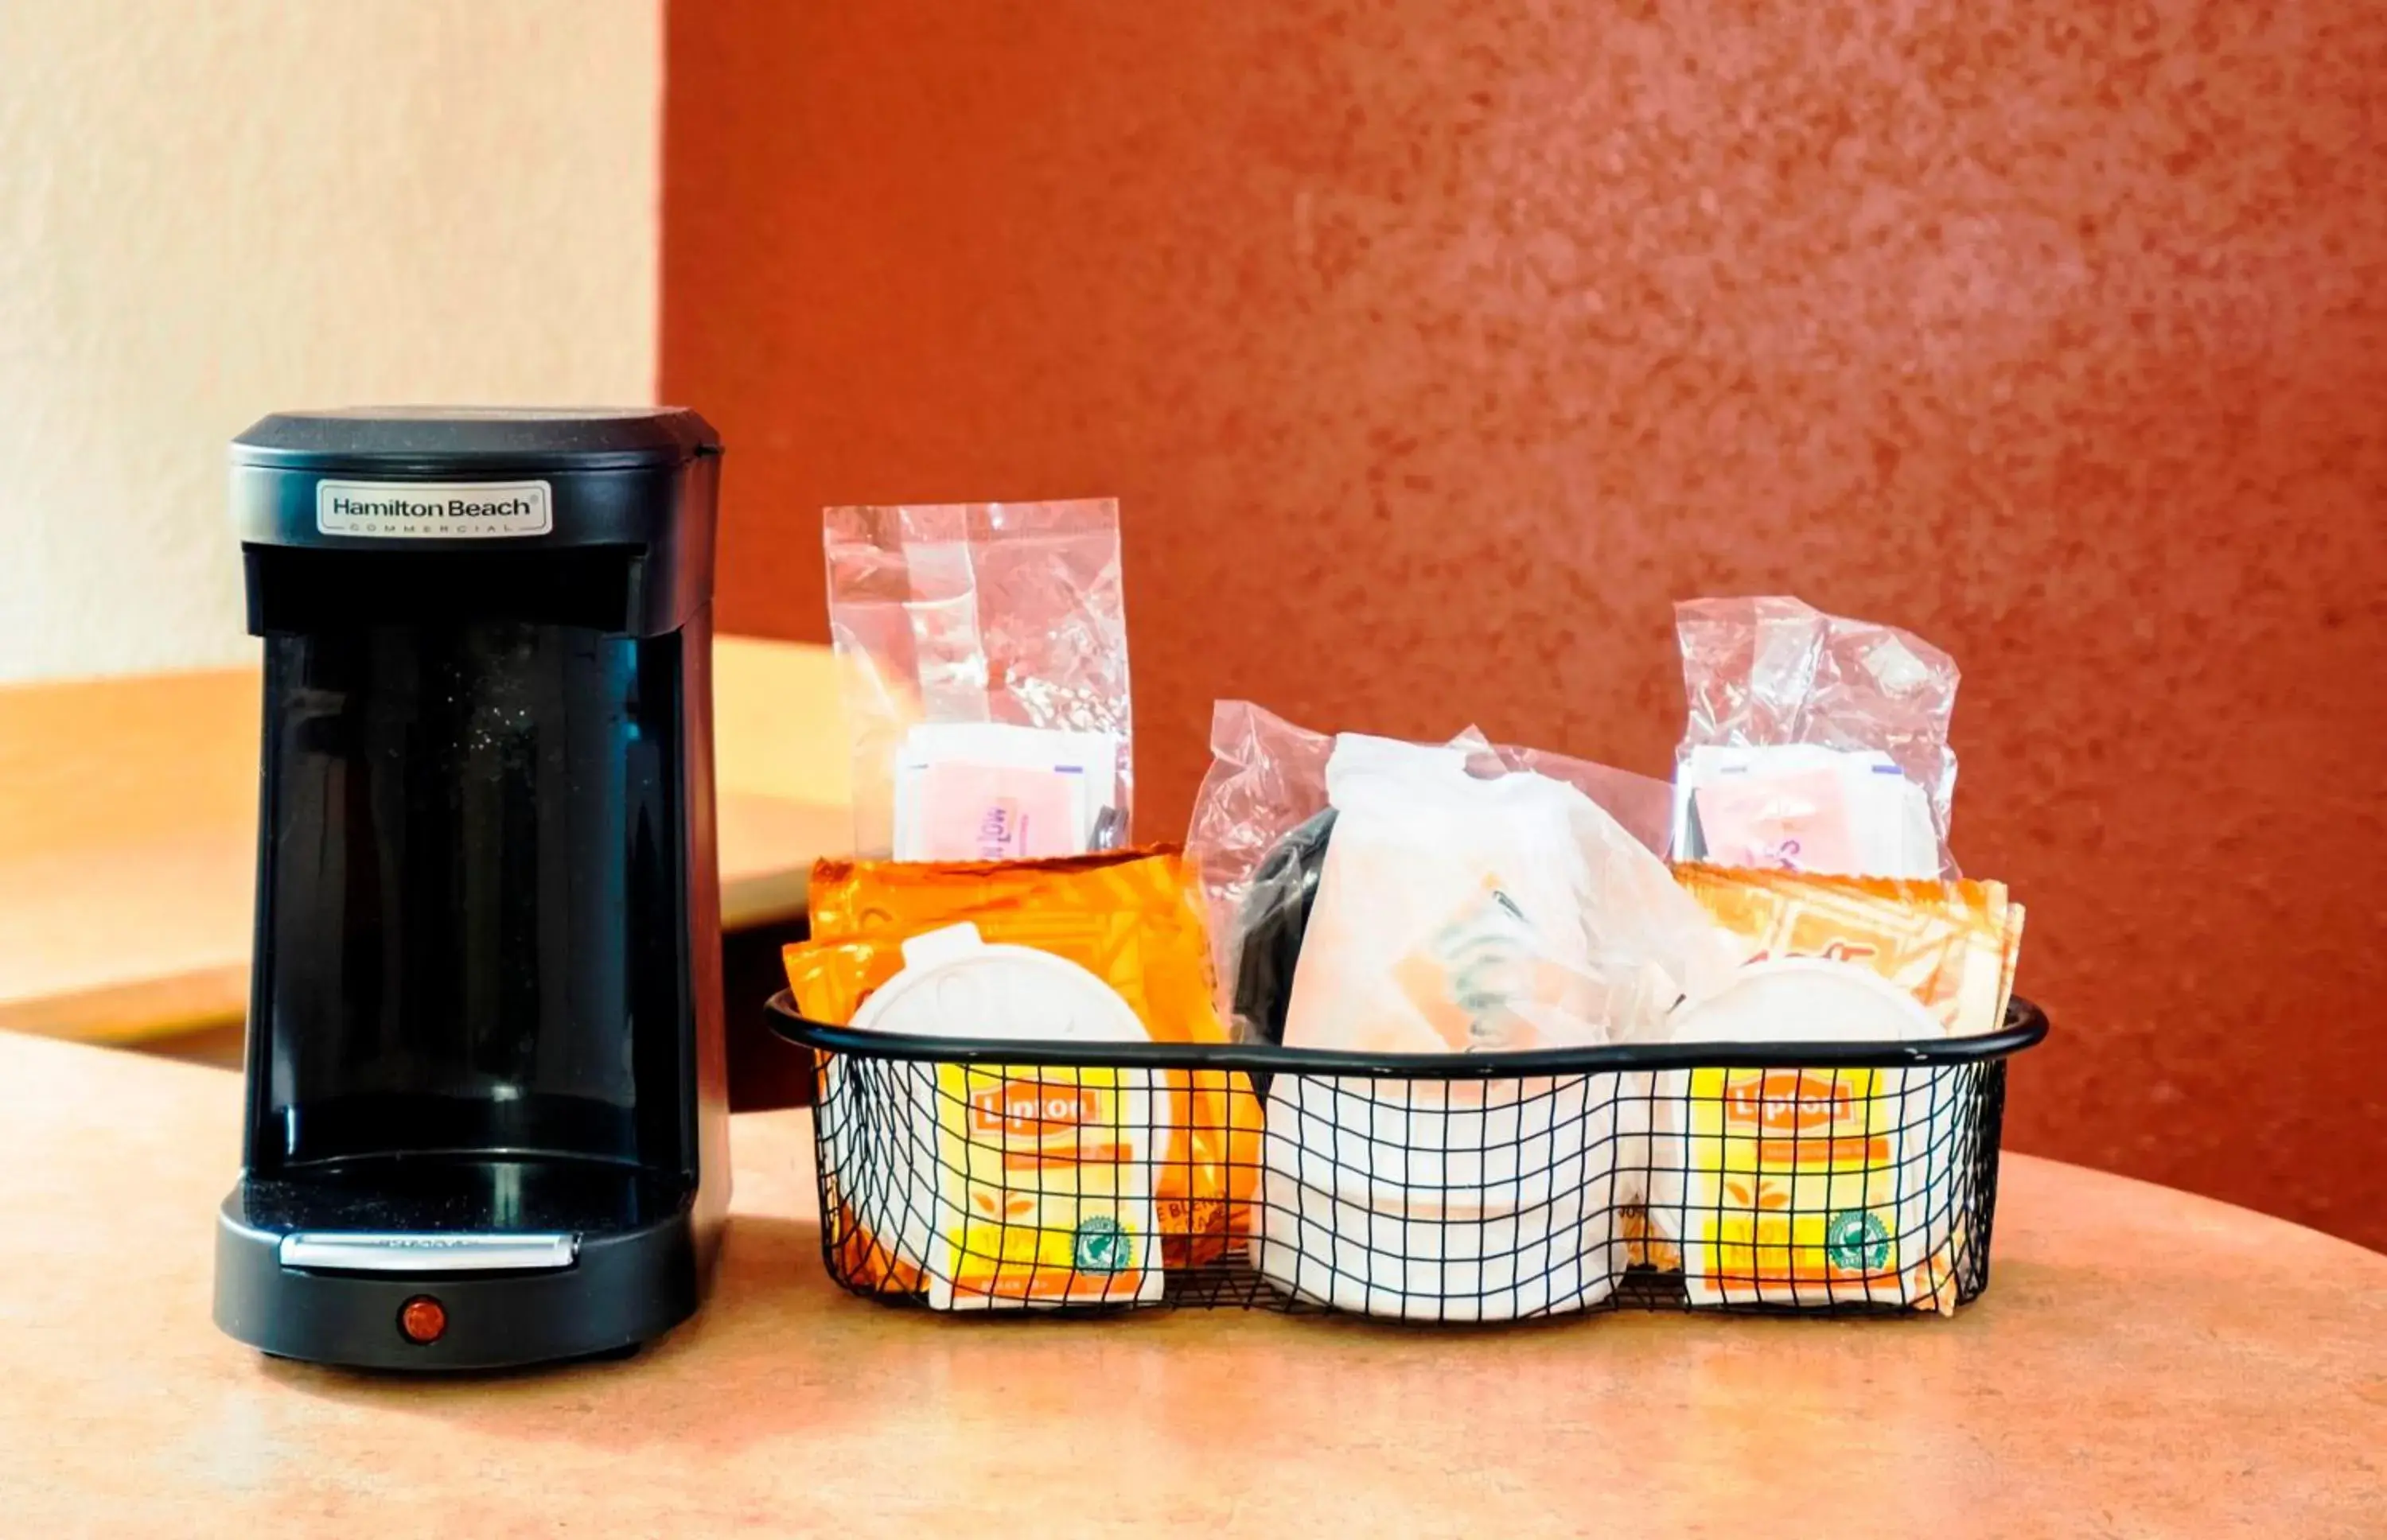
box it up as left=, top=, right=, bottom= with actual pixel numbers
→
left=0, top=1, right=661, bottom=683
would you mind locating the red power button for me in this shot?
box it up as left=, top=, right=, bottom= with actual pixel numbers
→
left=397, top=1296, right=448, bottom=1344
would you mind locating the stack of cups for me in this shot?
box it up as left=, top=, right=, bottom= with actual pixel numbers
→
left=1253, top=1071, right=1623, bottom=1320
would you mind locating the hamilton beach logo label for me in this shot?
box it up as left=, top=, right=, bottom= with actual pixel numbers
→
left=316, top=479, right=553, bottom=538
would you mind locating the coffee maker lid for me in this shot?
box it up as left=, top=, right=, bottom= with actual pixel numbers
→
left=231, top=407, right=719, bottom=473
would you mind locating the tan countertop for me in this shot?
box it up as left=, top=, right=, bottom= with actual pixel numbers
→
left=0, top=636, right=850, bottom=1044
left=4, top=1031, right=2382, bottom=1538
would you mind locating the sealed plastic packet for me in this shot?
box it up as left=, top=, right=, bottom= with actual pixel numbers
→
left=1277, top=735, right=1712, bottom=1058
left=1186, top=702, right=1677, bottom=1042
left=824, top=501, right=1133, bottom=861
left=1671, top=596, right=1961, bottom=879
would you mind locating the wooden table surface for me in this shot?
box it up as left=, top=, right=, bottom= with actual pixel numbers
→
left=0, top=637, right=850, bottom=1045
left=4, top=1032, right=2381, bottom=1538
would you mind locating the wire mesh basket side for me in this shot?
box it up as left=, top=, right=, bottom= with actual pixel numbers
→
left=804, top=1041, right=2020, bottom=1320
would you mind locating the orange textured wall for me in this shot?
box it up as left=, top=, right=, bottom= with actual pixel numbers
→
left=663, top=1, right=2387, bottom=1249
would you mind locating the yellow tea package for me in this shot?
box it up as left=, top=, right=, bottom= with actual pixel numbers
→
left=1679, top=1058, right=1963, bottom=1313
left=930, top=1063, right=1160, bottom=1309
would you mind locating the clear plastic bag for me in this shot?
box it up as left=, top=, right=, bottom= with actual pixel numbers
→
left=1186, top=710, right=1743, bottom=1318
left=1184, top=702, right=1703, bottom=1044
left=824, top=501, right=1133, bottom=859
left=1673, top=596, right=1962, bottom=877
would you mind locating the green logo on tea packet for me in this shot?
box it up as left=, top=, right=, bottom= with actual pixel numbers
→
left=1074, top=1215, right=1131, bottom=1274
left=1825, top=1209, right=1891, bottom=1272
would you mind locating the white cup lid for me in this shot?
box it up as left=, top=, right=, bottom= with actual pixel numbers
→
left=1668, top=957, right=1944, bottom=1043
left=849, top=923, right=1147, bottom=1043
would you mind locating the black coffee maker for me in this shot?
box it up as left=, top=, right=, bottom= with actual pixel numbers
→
left=213, top=409, right=730, bottom=1370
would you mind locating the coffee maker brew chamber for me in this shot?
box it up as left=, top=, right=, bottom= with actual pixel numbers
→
left=213, top=409, right=730, bottom=1370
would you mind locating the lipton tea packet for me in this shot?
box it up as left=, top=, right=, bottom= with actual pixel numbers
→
left=1664, top=961, right=1965, bottom=1313
left=930, top=1061, right=1160, bottom=1309
left=842, top=925, right=1163, bottom=1309
left=787, top=846, right=1260, bottom=1271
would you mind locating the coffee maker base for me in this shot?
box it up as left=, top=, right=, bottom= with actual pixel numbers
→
left=213, top=1185, right=707, bottom=1372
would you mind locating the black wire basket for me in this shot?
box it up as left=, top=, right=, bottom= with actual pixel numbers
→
left=765, top=994, right=2047, bottom=1321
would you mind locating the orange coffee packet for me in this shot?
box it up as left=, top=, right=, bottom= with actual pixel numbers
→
left=803, top=847, right=1220, bottom=1041
left=1671, top=863, right=2023, bottom=1036
left=810, top=846, right=1189, bottom=935
left=785, top=845, right=1261, bottom=1270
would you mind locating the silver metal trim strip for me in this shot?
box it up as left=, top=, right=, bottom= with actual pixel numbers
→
left=278, top=1231, right=579, bottom=1274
